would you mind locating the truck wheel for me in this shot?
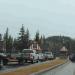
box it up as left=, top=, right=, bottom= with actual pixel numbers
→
left=3, top=59, right=8, bottom=65
left=25, top=59, right=27, bottom=63
left=18, top=59, right=24, bottom=64
left=36, top=60, right=38, bottom=63
left=18, top=60, right=21, bottom=64
left=0, top=65, right=2, bottom=70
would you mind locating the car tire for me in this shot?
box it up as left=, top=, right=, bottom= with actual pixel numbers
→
left=18, top=59, right=25, bottom=64
left=25, top=59, right=27, bottom=63
left=3, top=59, right=8, bottom=65
left=36, top=60, right=38, bottom=63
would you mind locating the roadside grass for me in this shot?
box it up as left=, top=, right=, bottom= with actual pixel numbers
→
left=0, top=59, right=67, bottom=75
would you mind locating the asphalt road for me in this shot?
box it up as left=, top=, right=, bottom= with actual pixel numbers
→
left=0, top=61, right=42, bottom=73
left=0, top=62, right=32, bottom=73
left=38, top=61, right=75, bottom=75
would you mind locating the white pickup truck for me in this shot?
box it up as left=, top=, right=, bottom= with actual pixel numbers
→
left=17, top=49, right=39, bottom=64
left=0, top=53, right=8, bottom=66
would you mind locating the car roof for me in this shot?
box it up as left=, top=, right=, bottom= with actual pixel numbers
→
left=22, top=49, right=36, bottom=52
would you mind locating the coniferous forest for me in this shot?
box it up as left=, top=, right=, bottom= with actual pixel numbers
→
left=1, top=25, right=75, bottom=54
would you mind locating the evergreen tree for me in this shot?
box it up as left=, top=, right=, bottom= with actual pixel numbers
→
left=17, top=25, right=30, bottom=52
left=40, top=35, right=45, bottom=48
left=35, top=31, right=40, bottom=44
left=3, top=28, right=13, bottom=53
left=13, top=39, right=18, bottom=50
left=7, top=35, right=13, bottom=53
left=25, top=28, right=29, bottom=48
left=4, top=28, right=9, bottom=52
left=4, top=28, right=9, bottom=41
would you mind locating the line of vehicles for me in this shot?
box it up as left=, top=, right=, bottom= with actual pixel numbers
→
left=0, top=49, right=55, bottom=67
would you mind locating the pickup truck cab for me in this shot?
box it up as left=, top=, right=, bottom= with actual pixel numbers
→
left=0, top=53, right=8, bottom=67
left=17, top=49, right=39, bottom=64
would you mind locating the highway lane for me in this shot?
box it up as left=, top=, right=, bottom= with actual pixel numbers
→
left=38, top=61, right=75, bottom=75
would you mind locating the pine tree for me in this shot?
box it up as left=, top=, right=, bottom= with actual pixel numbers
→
left=3, top=28, right=13, bottom=53
left=26, top=28, right=29, bottom=48
left=40, top=35, right=45, bottom=50
left=17, top=25, right=30, bottom=52
left=13, top=39, right=18, bottom=51
left=7, top=35, right=13, bottom=53
left=4, top=28, right=9, bottom=52
left=35, top=31, right=40, bottom=44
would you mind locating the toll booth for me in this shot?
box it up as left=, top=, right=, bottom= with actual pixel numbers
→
left=60, top=46, right=68, bottom=59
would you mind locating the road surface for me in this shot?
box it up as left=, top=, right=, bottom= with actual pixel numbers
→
left=0, top=62, right=32, bottom=73
left=0, top=61, right=42, bottom=73
left=38, top=61, right=75, bottom=75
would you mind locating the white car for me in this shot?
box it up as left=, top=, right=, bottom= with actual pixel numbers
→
left=38, top=53, right=45, bottom=61
left=44, top=52, right=54, bottom=60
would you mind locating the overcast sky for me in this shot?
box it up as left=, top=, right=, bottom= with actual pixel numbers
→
left=0, top=0, right=75, bottom=39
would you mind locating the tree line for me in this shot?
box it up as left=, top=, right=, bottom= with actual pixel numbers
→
left=1, top=25, right=75, bottom=54
left=2, top=25, right=45, bottom=53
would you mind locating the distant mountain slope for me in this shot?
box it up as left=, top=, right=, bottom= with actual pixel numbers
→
left=43, top=36, right=75, bottom=53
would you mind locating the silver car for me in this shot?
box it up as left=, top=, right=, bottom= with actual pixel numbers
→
left=44, top=52, right=54, bottom=60
left=38, top=53, right=45, bottom=61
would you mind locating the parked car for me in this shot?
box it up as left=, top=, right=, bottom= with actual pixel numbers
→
left=44, top=52, right=54, bottom=60
left=38, top=53, right=45, bottom=61
left=17, top=49, right=39, bottom=64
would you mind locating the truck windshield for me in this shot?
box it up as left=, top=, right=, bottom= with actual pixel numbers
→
left=22, top=50, right=33, bottom=53
left=45, top=52, right=52, bottom=55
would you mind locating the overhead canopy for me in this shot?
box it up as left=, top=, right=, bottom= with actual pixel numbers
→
left=60, top=46, right=68, bottom=52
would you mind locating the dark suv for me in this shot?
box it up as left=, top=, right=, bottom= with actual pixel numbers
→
left=69, top=53, right=75, bottom=62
